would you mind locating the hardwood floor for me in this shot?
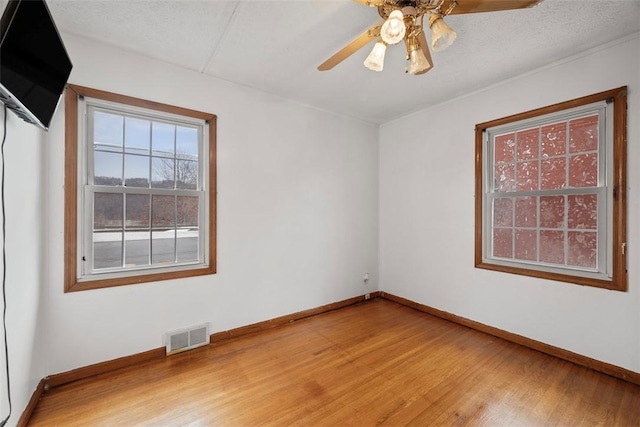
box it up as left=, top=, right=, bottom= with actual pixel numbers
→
left=29, top=299, right=640, bottom=426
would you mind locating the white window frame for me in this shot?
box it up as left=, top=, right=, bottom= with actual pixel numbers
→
left=65, top=85, right=217, bottom=292
left=474, top=87, right=627, bottom=291
left=78, top=97, right=209, bottom=280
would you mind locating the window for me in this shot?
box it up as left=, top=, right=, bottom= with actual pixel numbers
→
left=65, top=85, right=216, bottom=292
left=475, top=87, right=627, bottom=291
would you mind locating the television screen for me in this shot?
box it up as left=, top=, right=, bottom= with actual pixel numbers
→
left=0, top=0, right=72, bottom=130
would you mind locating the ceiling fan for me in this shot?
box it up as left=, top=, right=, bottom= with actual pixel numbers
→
left=318, top=0, right=543, bottom=75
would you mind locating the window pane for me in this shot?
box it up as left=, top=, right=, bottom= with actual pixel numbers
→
left=569, top=115, right=598, bottom=154
left=516, top=161, right=538, bottom=191
left=93, top=192, right=123, bottom=269
left=94, top=193, right=123, bottom=229
left=125, top=231, right=150, bottom=267
left=177, top=196, right=198, bottom=227
left=124, top=154, right=149, bottom=188
left=152, top=122, right=175, bottom=157
left=125, top=117, right=151, bottom=155
left=541, top=122, right=566, bottom=157
left=540, top=157, right=566, bottom=190
left=493, top=198, right=513, bottom=227
left=125, top=194, right=149, bottom=229
left=567, top=231, right=597, bottom=268
left=152, top=195, right=175, bottom=228
left=152, top=157, right=175, bottom=188
left=568, top=194, right=597, bottom=230
left=515, top=229, right=537, bottom=261
left=516, top=128, right=539, bottom=161
left=176, top=126, right=198, bottom=156
left=569, top=153, right=598, bottom=188
left=93, top=230, right=122, bottom=269
left=177, top=230, right=198, bottom=263
left=540, top=230, right=564, bottom=265
left=152, top=230, right=175, bottom=265
left=94, top=110, right=123, bottom=150
left=494, top=133, right=515, bottom=163
left=515, top=197, right=537, bottom=228
left=176, top=160, right=198, bottom=190
left=177, top=196, right=199, bottom=263
left=493, top=228, right=513, bottom=258
left=494, top=164, right=515, bottom=192
left=94, top=151, right=122, bottom=186
left=540, top=196, right=565, bottom=229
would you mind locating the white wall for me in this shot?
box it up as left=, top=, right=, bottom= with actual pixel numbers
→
left=380, top=34, right=640, bottom=373
left=0, top=7, right=48, bottom=427
left=44, top=33, right=379, bottom=376
left=0, top=93, right=49, bottom=425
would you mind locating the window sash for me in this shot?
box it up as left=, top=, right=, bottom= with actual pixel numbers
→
left=485, top=188, right=606, bottom=279
left=82, top=187, right=207, bottom=276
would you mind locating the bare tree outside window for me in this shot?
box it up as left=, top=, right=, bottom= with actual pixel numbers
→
left=152, top=154, right=198, bottom=190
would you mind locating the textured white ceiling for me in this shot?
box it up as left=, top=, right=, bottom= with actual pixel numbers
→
left=48, top=0, right=640, bottom=124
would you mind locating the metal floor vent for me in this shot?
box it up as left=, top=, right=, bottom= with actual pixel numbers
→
left=166, top=323, right=210, bottom=355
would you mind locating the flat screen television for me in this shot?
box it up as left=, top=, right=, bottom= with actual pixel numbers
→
left=0, top=0, right=72, bottom=131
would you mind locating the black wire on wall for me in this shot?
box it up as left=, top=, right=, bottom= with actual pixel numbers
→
left=0, top=104, right=11, bottom=427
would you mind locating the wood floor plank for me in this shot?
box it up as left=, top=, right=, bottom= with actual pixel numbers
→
left=28, top=299, right=640, bottom=426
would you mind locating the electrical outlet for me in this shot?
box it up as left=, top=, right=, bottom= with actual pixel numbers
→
left=365, top=293, right=370, bottom=300
left=363, top=273, right=369, bottom=284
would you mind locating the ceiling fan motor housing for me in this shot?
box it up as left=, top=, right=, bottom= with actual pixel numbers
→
left=377, top=0, right=454, bottom=19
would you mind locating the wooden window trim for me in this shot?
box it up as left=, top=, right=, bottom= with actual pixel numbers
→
left=64, top=84, right=217, bottom=292
left=474, top=87, right=627, bottom=291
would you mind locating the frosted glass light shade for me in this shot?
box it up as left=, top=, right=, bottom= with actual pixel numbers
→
left=408, top=47, right=430, bottom=74
left=429, top=14, right=456, bottom=51
left=364, top=41, right=387, bottom=71
left=381, top=10, right=406, bottom=45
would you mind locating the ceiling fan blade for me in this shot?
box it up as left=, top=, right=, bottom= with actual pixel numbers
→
left=447, top=0, right=542, bottom=14
left=318, top=23, right=382, bottom=71
left=350, top=0, right=385, bottom=6
left=413, top=30, right=434, bottom=75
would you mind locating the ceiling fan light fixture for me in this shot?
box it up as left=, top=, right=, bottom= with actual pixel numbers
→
left=364, top=40, right=387, bottom=71
left=318, top=0, right=543, bottom=74
left=429, top=13, right=456, bottom=52
left=380, top=9, right=406, bottom=45
left=407, top=39, right=431, bottom=74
